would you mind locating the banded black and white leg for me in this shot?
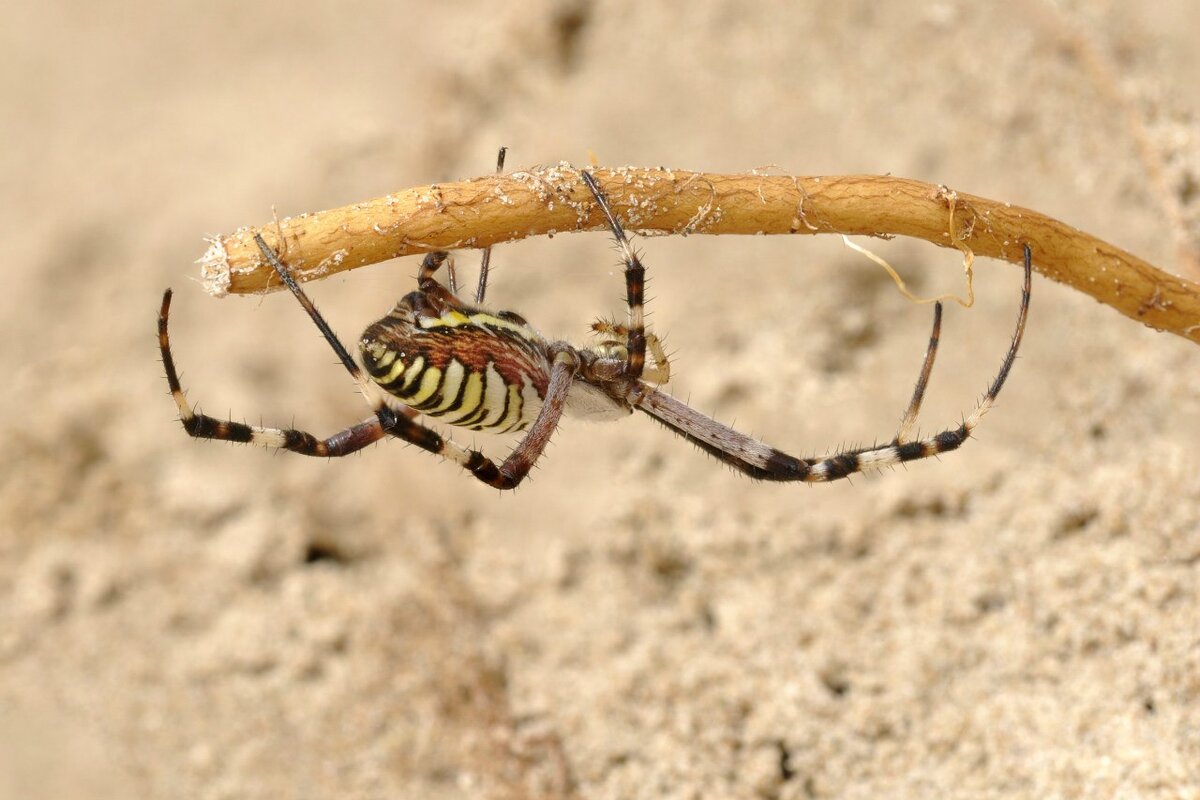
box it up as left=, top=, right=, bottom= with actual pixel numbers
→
left=445, top=146, right=508, bottom=302
left=581, top=170, right=648, bottom=379
left=159, top=234, right=578, bottom=490
left=627, top=246, right=1032, bottom=482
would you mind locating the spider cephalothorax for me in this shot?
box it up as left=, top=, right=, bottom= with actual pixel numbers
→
left=159, top=166, right=1031, bottom=490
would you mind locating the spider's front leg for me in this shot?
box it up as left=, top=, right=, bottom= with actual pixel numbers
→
left=581, top=170, right=648, bottom=380
left=630, top=246, right=1033, bottom=482
left=423, top=147, right=509, bottom=301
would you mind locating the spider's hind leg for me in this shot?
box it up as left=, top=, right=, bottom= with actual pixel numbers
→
left=157, top=289, right=395, bottom=457
left=185, top=234, right=578, bottom=490
left=473, top=146, right=508, bottom=304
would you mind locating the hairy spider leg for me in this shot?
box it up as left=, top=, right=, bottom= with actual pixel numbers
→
left=444, top=147, right=508, bottom=300
left=158, top=234, right=582, bottom=489
left=628, top=245, right=1032, bottom=482
left=896, top=301, right=942, bottom=444
left=472, top=146, right=507, bottom=303
left=580, top=170, right=647, bottom=380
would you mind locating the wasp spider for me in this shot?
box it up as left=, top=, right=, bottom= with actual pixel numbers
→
left=158, top=171, right=1031, bottom=489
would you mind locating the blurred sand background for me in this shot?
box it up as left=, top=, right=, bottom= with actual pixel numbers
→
left=2, top=1, right=1199, bottom=798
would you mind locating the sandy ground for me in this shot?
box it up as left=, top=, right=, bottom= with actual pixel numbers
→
left=2, top=1, right=1199, bottom=798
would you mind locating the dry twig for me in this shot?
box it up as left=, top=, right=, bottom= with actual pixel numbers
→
left=199, top=165, right=1200, bottom=346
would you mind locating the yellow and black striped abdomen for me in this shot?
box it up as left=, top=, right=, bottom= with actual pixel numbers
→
left=360, top=307, right=551, bottom=433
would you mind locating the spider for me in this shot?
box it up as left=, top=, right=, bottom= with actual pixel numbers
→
left=158, top=169, right=1031, bottom=489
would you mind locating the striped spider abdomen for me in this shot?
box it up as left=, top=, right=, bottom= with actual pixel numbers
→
left=359, top=280, right=553, bottom=435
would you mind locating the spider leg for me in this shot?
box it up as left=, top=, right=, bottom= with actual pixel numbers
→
left=458, top=346, right=580, bottom=489
left=158, top=289, right=406, bottom=456
left=473, top=146, right=507, bottom=304
left=581, top=170, right=647, bottom=379
left=420, top=149, right=507, bottom=300
left=896, top=301, right=942, bottom=444
left=418, top=251, right=451, bottom=290
left=161, top=234, right=576, bottom=489
left=629, top=246, right=1032, bottom=482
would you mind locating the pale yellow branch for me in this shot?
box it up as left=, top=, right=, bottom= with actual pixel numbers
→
left=199, top=165, right=1200, bottom=346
